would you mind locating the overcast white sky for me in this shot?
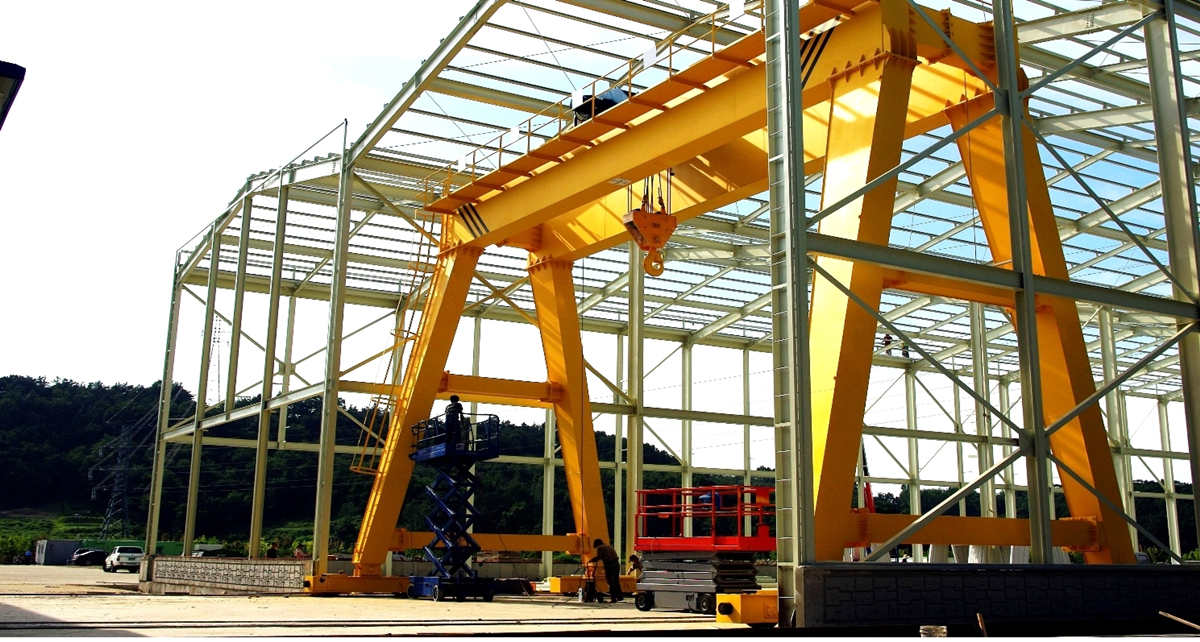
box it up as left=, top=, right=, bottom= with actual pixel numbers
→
left=0, top=0, right=475, bottom=386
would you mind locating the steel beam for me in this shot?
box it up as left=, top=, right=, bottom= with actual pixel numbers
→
left=1016, top=2, right=1151, bottom=44
left=557, top=0, right=744, bottom=46
left=349, top=0, right=505, bottom=163
left=426, top=77, right=559, bottom=116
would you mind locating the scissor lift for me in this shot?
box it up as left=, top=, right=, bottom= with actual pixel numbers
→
left=633, top=485, right=774, bottom=615
left=408, top=412, right=501, bottom=601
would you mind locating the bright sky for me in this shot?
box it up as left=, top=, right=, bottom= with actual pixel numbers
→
left=0, top=1, right=1188, bottom=485
left=0, top=0, right=475, bottom=386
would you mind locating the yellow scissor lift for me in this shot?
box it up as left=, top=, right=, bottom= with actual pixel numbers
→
left=311, top=0, right=1135, bottom=612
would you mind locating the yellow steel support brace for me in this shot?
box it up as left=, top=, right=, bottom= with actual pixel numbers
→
left=528, top=258, right=610, bottom=545
left=351, top=244, right=483, bottom=577
left=807, top=3, right=919, bottom=560
left=946, top=94, right=1135, bottom=563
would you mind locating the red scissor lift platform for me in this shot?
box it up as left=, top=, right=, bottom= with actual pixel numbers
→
left=633, top=486, right=774, bottom=614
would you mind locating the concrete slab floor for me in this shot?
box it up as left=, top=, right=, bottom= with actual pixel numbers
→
left=0, top=566, right=730, bottom=636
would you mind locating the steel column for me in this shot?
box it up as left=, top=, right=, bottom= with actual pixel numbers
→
left=529, top=259, right=610, bottom=546
left=250, top=187, right=288, bottom=558
left=954, top=385, right=966, bottom=518
left=225, top=195, right=253, bottom=413
left=681, top=342, right=693, bottom=537
left=469, top=314, right=482, bottom=542
left=1099, top=307, right=1137, bottom=546
left=313, top=159, right=354, bottom=576
left=765, top=0, right=813, bottom=625
left=281, top=295, right=296, bottom=445
left=993, top=0, right=1054, bottom=563
left=1158, top=398, right=1182, bottom=556
left=905, top=369, right=924, bottom=562
left=1145, top=10, right=1200, bottom=551
left=182, top=224, right=222, bottom=555
left=743, top=347, right=753, bottom=535
left=743, top=347, right=751, bottom=486
left=145, top=274, right=182, bottom=556
left=999, top=380, right=1017, bottom=518
left=613, top=332, right=625, bottom=555
left=542, top=406, right=556, bottom=578
left=970, top=304, right=997, bottom=519
left=624, top=243, right=644, bottom=559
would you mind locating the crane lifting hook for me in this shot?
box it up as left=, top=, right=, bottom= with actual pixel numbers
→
left=623, top=173, right=677, bottom=277
left=623, top=207, right=676, bottom=276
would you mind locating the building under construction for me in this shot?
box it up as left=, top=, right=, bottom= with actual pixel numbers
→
left=143, top=0, right=1200, bottom=631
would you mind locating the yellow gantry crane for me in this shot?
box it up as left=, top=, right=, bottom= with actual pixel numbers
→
left=309, top=0, right=1134, bottom=594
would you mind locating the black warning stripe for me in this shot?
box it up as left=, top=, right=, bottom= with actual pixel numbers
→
left=456, top=205, right=480, bottom=237
left=456, top=203, right=490, bottom=238
left=454, top=206, right=474, bottom=236
left=800, top=27, right=834, bottom=88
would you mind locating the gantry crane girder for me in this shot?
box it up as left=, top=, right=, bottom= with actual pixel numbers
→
left=337, top=0, right=1134, bottom=586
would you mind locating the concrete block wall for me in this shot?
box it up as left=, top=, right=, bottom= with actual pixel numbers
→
left=796, top=563, right=1200, bottom=630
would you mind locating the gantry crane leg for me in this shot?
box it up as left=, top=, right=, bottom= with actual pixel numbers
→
left=808, top=53, right=917, bottom=561
left=528, top=258, right=610, bottom=542
left=351, top=244, right=484, bottom=577
left=946, top=95, right=1135, bottom=563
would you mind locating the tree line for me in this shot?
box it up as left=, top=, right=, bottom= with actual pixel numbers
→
left=0, top=375, right=1193, bottom=559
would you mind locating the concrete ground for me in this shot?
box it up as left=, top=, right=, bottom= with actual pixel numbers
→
left=0, top=565, right=731, bottom=636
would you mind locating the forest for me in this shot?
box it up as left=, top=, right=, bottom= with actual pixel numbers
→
left=0, top=375, right=1194, bottom=561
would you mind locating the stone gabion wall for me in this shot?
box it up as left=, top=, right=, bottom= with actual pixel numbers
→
left=149, top=556, right=310, bottom=592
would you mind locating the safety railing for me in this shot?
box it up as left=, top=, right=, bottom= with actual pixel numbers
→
left=410, top=412, right=501, bottom=461
left=429, top=1, right=766, bottom=199
left=635, top=485, right=775, bottom=552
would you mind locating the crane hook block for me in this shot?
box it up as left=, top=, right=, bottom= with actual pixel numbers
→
left=623, top=206, right=676, bottom=277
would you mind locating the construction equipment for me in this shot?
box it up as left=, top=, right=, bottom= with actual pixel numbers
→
left=716, top=589, right=778, bottom=629
left=632, top=486, right=773, bottom=615
left=322, top=0, right=1138, bottom=594
left=407, top=411, right=501, bottom=602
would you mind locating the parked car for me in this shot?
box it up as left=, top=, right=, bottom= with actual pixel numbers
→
left=71, top=549, right=107, bottom=566
left=104, top=546, right=144, bottom=572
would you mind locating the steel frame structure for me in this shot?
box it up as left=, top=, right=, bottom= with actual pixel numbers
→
left=146, top=0, right=1200, bottom=623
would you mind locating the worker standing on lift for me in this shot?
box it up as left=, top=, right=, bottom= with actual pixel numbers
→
left=444, top=395, right=464, bottom=452
left=591, top=539, right=624, bottom=603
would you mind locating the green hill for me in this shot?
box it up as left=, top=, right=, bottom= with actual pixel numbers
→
left=0, top=374, right=1194, bottom=560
